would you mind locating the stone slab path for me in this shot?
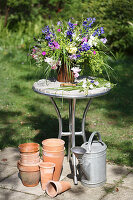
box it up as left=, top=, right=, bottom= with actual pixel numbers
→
left=0, top=147, right=133, bottom=200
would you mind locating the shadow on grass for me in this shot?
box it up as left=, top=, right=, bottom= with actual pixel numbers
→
left=24, top=102, right=91, bottom=152
left=0, top=110, right=22, bottom=149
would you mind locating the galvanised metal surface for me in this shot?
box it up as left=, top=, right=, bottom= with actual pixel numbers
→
left=81, top=132, right=107, bottom=187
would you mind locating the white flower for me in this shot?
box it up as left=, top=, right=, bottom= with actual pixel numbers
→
left=82, top=80, right=87, bottom=88
left=44, top=57, right=57, bottom=66
left=88, top=35, right=98, bottom=47
left=106, top=83, right=111, bottom=88
left=71, top=67, right=81, bottom=73
left=89, top=84, right=94, bottom=89
left=101, top=38, right=107, bottom=44
left=94, top=81, right=99, bottom=86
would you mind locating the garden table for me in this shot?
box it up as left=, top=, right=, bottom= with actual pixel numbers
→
left=32, top=77, right=111, bottom=185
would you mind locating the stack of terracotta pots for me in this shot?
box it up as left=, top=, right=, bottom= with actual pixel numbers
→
left=17, top=143, right=40, bottom=187
left=17, top=139, right=71, bottom=197
left=42, top=138, right=65, bottom=181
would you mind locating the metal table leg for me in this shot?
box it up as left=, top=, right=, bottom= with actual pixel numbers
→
left=50, top=97, right=62, bottom=139
left=81, top=98, right=93, bottom=142
left=71, top=98, right=78, bottom=184
left=68, top=99, right=72, bottom=161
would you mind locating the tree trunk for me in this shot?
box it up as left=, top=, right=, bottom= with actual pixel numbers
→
left=4, top=7, right=10, bottom=27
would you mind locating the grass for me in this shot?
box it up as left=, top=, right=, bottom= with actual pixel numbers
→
left=0, top=20, right=133, bottom=167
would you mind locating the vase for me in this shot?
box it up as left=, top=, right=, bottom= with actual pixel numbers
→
left=57, top=64, right=74, bottom=83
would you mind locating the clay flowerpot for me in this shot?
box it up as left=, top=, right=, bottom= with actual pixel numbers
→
left=42, top=138, right=65, bottom=152
left=17, top=161, right=40, bottom=187
left=43, top=149, right=64, bottom=181
left=46, top=181, right=71, bottom=197
left=39, top=162, right=55, bottom=191
left=20, top=152, right=40, bottom=165
left=18, top=143, right=39, bottom=153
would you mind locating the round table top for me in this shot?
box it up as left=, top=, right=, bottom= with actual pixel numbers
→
left=32, top=77, right=111, bottom=99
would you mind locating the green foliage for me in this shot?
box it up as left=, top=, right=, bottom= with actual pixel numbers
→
left=0, top=0, right=133, bottom=53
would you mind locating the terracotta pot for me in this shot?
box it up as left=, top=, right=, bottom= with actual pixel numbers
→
left=18, top=143, right=39, bottom=153
left=43, top=149, right=64, bottom=181
left=39, top=162, right=55, bottom=190
left=57, top=64, right=74, bottom=83
left=46, top=181, right=71, bottom=197
left=17, top=161, right=40, bottom=187
left=20, top=152, right=40, bottom=165
left=18, top=159, right=40, bottom=166
left=42, top=138, right=65, bottom=152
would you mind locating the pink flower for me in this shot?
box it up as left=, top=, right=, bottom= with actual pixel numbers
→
left=57, top=29, right=61, bottom=32
left=74, top=24, right=77, bottom=26
left=74, top=73, right=79, bottom=78
left=71, top=67, right=81, bottom=78
left=93, top=51, right=96, bottom=55
left=42, top=51, right=46, bottom=56
left=49, top=41, right=60, bottom=50
left=82, top=37, right=88, bottom=43
left=51, top=65, right=57, bottom=70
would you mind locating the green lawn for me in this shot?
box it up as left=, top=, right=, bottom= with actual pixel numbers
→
left=0, top=47, right=133, bottom=167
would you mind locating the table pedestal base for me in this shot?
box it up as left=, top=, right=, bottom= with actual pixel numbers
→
left=50, top=97, right=92, bottom=185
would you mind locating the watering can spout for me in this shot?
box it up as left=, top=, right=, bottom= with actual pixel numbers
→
left=71, top=147, right=86, bottom=161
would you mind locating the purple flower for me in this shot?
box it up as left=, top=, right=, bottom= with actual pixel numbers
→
left=90, top=80, right=94, bottom=83
left=101, top=38, right=107, bottom=44
left=69, top=54, right=77, bottom=60
left=68, top=22, right=74, bottom=30
left=100, top=27, right=104, bottom=34
left=57, top=21, right=61, bottom=26
left=48, top=41, right=60, bottom=50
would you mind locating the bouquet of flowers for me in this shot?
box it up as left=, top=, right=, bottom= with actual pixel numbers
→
left=30, top=17, right=113, bottom=83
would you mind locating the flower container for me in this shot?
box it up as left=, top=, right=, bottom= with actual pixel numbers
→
left=39, top=162, right=55, bottom=190
left=42, top=138, right=65, bottom=152
left=57, top=64, right=74, bottom=83
left=17, top=161, right=40, bottom=187
left=46, top=181, right=71, bottom=197
left=18, top=143, right=39, bottom=153
left=43, top=149, right=64, bottom=181
left=20, top=151, right=40, bottom=165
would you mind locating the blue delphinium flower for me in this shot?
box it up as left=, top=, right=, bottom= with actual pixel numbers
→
left=42, top=26, right=50, bottom=34
left=92, top=27, right=104, bottom=37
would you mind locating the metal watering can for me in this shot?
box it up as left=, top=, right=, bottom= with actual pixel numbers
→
left=72, top=131, right=107, bottom=187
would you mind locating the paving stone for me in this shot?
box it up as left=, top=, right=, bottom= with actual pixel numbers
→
left=0, top=172, right=44, bottom=196
left=0, top=188, right=38, bottom=200
left=102, top=187, right=133, bottom=200
left=0, top=164, right=18, bottom=181
left=0, top=147, right=20, bottom=167
left=122, top=172, right=133, bottom=189
left=106, top=164, right=130, bottom=184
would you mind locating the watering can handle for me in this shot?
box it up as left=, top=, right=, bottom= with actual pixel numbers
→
left=87, top=131, right=103, bottom=152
